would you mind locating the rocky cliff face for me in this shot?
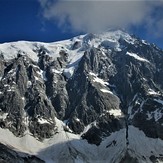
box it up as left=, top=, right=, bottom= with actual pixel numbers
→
left=0, top=30, right=163, bottom=163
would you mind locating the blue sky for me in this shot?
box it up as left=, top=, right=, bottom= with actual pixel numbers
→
left=0, top=0, right=80, bottom=43
left=0, top=0, right=163, bottom=49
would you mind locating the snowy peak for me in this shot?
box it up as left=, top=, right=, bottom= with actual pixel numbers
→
left=0, top=29, right=137, bottom=79
left=0, top=30, right=149, bottom=64
left=79, top=29, right=136, bottom=51
left=0, top=30, right=144, bottom=79
left=0, top=29, right=136, bottom=61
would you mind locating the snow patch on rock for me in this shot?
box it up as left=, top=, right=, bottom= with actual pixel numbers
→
left=89, top=72, right=109, bottom=86
left=108, top=109, right=122, bottom=117
left=126, top=52, right=150, bottom=63
left=100, top=89, right=113, bottom=94
left=0, top=113, right=8, bottom=120
left=148, top=89, right=160, bottom=95
left=38, top=118, right=51, bottom=124
left=63, top=66, right=75, bottom=78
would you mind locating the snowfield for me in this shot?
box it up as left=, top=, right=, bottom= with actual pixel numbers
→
left=0, top=117, right=126, bottom=163
left=0, top=121, right=163, bottom=163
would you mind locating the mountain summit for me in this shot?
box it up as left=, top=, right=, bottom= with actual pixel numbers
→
left=0, top=30, right=163, bottom=163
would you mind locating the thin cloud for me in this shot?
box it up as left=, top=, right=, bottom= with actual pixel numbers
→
left=38, top=0, right=163, bottom=37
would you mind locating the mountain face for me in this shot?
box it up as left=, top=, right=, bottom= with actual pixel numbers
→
left=0, top=30, right=163, bottom=163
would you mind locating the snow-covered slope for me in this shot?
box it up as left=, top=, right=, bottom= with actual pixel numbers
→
left=1, top=122, right=163, bottom=163
left=0, top=118, right=126, bottom=163
left=0, top=39, right=84, bottom=78
left=0, top=30, right=136, bottom=78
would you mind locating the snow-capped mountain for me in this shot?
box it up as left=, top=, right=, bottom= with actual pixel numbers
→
left=0, top=29, right=163, bottom=163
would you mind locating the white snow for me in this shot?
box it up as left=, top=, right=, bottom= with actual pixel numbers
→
left=0, top=30, right=163, bottom=162
left=0, top=30, right=138, bottom=80
left=42, top=71, right=47, bottom=81
left=51, top=69, right=62, bottom=74
left=0, top=127, right=45, bottom=154
left=75, top=118, right=80, bottom=122
left=142, top=77, right=147, bottom=81
left=89, top=72, right=109, bottom=86
left=128, top=100, right=145, bottom=120
left=0, top=117, right=126, bottom=163
left=36, top=69, right=47, bottom=81
left=37, top=118, right=50, bottom=124
left=93, top=77, right=108, bottom=86
left=146, top=109, right=162, bottom=121
left=34, top=76, right=40, bottom=81
left=128, top=125, right=163, bottom=162
left=62, top=49, right=84, bottom=78
left=127, top=94, right=137, bottom=119
left=148, top=89, right=160, bottom=95
left=146, top=96, right=162, bottom=120
left=81, top=121, right=97, bottom=135
left=126, top=52, right=150, bottom=63
left=108, top=109, right=122, bottom=117
left=153, top=109, right=162, bottom=121
left=22, top=112, right=29, bottom=127
left=7, top=89, right=12, bottom=92
left=89, top=72, right=97, bottom=77
left=63, top=66, right=75, bottom=78
left=32, top=64, right=39, bottom=68
left=27, top=81, right=32, bottom=88
left=4, top=84, right=9, bottom=87
left=0, top=41, right=39, bottom=62
left=1, top=121, right=163, bottom=163
left=8, top=68, right=16, bottom=76
left=100, top=89, right=113, bottom=94
left=82, top=29, right=136, bottom=51
left=101, top=39, right=119, bottom=49
left=142, top=40, right=149, bottom=45
left=0, top=113, right=8, bottom=120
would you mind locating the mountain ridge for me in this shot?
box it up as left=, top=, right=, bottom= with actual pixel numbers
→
left=0, top=30, right=163, bottom=163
